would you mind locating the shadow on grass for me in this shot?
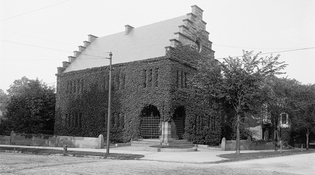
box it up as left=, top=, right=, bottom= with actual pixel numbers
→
left=0, top=146, right=144, bottom=160
left=216, top=149, right=315, bottom=163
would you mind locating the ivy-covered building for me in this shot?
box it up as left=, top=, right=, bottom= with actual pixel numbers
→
left=55, top=5, right=221, bottom=144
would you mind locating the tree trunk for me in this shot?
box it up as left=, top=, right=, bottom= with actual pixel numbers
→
left=236, top=113, right=240, bottom=154
left=306, top=129, right=310, bottom=150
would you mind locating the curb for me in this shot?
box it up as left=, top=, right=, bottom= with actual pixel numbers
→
left=0, top=148, right=144, bottom=160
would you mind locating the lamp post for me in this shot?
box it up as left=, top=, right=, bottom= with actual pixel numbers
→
left=106, top=52, right=112, bottom=155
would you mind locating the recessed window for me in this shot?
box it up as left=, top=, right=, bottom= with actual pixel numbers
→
left=195, top=39, right=202, bottom=53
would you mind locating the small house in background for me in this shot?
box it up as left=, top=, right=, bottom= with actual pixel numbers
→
left=54, top=5, right=221, bottom=145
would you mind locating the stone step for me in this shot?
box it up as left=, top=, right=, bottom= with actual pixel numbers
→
left=131, top=139, right=194, bottom=147
left=131, top=139, right=160, bottom=146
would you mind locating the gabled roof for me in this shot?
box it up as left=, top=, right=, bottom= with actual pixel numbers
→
left=64, top=15, right=187, bottom=72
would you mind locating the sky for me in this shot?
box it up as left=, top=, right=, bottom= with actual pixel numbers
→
left=1, top=0, right=314, bottom=91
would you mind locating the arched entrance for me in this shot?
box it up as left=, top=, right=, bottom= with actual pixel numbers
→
left=140, top=105, right=160, bottom=139
left=172, top=106, right=186, bottom=139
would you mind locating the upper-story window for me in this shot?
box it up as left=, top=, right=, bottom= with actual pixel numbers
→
left=142, top=68, right=158, bottom=88
left=176, top=69, right=188, bottom=89
left=66, top=79, right=84, bottom=95
left=280, top=112, right=289, bottom=128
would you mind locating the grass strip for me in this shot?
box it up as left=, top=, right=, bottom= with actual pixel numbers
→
left=0, top=146, right=144, bottom=160
left=217, top=149, right=315, bottom=163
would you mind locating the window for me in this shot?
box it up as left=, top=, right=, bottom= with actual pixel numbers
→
left=181, top=71, right=184, bottom=88
left=115, top=113, right=120, bottom=128
left=77, top=79, right=80, bottom=93
left=120, top=113, right=125, bottom=129
left=81, top=79, right=84, bottom=93
left=195, top=39, right=202, bottom=53
left=116, top=73, right=120, bottom=90
left=73, top=80, right=76, bottom=94
left=176, top=70, right=179, bottom=88
left=65, top=114, right=69, bottom=127
left=72, top=113, right=75, bottom=127
left=69, top=81, right=73, bottom=94
left=111, top=113, right=115, bottom=128
left=142, top=69, right=147, bottom=88
left=66, top=81, right=69, bottom=94
left=281, top=113, right=288, bottom=125
left=121, top=73, right=125, bottom=89
left=78, top=113, right=82, bottom=128
left=184, top=72, right=187, bottom=88
left=148, top=69, right=152, bottom=87
left=154, top=68, right=158, bottom=87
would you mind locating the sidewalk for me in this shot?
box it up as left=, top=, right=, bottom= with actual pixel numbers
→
left=0, top=144, right=234, bottom=163
left=0, top=144, right=279, bottom=163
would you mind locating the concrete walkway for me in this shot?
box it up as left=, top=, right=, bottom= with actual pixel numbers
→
left=0, top=144, right=276, bottom=163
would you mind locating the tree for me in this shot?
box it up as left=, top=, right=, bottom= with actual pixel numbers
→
left=0, top=77, right=56, bottom=135
left=0, top=89, right=9, bottom=124
left=291, top=84, right=315, bottom=150
left=193, top=51, right=287, bottom=154
left=7, top=76, right=30, bottom=96
left=220, top=51, right=287, bottom=154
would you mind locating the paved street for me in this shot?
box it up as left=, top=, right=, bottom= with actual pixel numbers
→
left=1, top=152, right=314, bottom=175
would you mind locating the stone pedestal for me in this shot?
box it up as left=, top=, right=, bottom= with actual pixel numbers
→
left=98, top=134, right=104, bottom=149
left=221, top=137, right=226, bottom=151
left=160, top=122, right=171, bottom=145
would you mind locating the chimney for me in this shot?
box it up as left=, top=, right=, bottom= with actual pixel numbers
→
left=68, top=56, right=76, bottom=63
left=57, top=67, right=65, bottom=74
left=88, top=34, right=98, bottom=42
left=125, top=25, right=134, bottom=35
left=62, top=61, right=70, bottom=68
left=73, top=51, right=81, bottom=57
left=191, top=5, right=203, bottom=18
left=83, top=41, right=91, bottom=47
left=78, top=46, right=86, bottom=52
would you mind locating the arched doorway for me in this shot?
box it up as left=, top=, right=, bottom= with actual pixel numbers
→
left=140, top=105, right=160, bottom=139
left=172, top=106, right=186, bottom=139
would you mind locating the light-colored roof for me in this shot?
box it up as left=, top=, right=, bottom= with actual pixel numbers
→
left=64, top=15, right=187, bottom=72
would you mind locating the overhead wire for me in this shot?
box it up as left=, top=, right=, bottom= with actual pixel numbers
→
left=215, top=47, right=315, bottom=60
left=0, top=40, right=105, bottom=60
left=213, top=43, right=295, bottom=50
left=1, top=39, right=315, bottom=61
left=0, top=0, right=72, bottom=22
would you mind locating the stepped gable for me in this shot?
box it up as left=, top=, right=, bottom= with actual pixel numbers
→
left=57, top=5, right=213, bottom=74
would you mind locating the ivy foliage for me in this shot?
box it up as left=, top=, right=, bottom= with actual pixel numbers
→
left=55, top=45, right=222, bottom=145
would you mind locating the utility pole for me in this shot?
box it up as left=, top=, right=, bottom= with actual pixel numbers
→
left=106, top=52, right=112, bottom=156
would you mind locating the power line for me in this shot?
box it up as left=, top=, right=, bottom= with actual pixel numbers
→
left=215, top=47, right=315, bottom=60
left=1, top=29, right=75, bottom=47
left=261, top=47, right=315, bottom=55
left=0, top=40, right=70, bottom=53
left=0, top=40, right=105, bottom=59
left=1, top=29, right=107, bottom=54
left=0, top=0, right=72, bottom=22
left=2, top=39, right=314, bottom=61
left=213, top=43, right=294, bottom=50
